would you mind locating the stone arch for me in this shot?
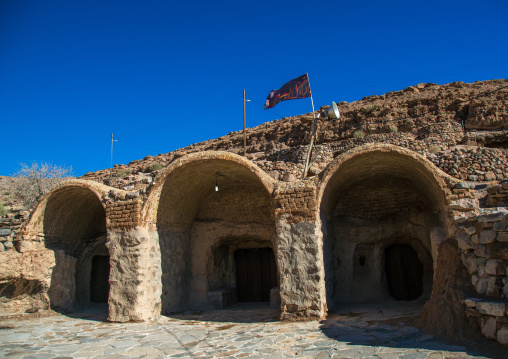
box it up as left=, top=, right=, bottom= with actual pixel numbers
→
left=317, top=144, right=448, bottom=311
left=28, top=181, right=109, bottom=311
left=144, top=151, right=279, bottom=313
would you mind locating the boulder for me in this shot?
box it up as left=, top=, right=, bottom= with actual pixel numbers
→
left=477, top=301, right=506, bottom=317
left=449, top=198, right=479, bottom=212
left=486, top=258, right=508, bottom=276
left=497, top=325, right=508, bottom=345
left=481, top=316, right=497, bottom=340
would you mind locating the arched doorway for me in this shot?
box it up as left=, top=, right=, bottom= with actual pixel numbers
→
left=153, top=153, right=279, bottom=314
left=43, top=186, right=109, bottom=310
left=319, top=146, right=445, bottom=311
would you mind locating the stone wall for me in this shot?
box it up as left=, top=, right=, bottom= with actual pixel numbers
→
left=107, top=228, right=162, bottom=322
left=485, top=181, right=508, bottom=208
left=455, top=209, right=508, bottom=345
left=429, top=147, right=508, bottom=181
left=0, top=209, right=29, bottom=252
left=272, top=182, right=325, bottom=320
left=276, top=218, right=326, bottom=321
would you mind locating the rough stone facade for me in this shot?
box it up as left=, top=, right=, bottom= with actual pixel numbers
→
left=457, top=209, right=508, bottom=344
left=1, top=145, right=507, bottom=347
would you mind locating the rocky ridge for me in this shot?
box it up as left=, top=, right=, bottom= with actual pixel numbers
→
left=80, top=79, right=508, bottom=202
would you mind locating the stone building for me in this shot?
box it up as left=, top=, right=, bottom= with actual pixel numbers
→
left=1, top=144, right=508, bottom=345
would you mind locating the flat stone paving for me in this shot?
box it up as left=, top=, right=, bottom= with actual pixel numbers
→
left=0, top=302, right=505, bottom=359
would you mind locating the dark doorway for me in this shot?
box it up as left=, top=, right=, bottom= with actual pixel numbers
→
left=384, top=244, right=423, bottom=301
left=235, top=248, right=277, bottom=302
left=90, top=255, right=110, bottom=303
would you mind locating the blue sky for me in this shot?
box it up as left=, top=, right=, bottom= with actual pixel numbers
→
left=1, top=0, right=507, bottom=176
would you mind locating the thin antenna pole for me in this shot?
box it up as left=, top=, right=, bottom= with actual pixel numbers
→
left=243, top=89, right=247, bottom=156
left=110, top=133, right=114, bottom=178
left=302, top=73, right=318, bottom=178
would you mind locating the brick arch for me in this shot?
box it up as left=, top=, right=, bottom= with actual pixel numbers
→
left=316, top=144, right=450, bottom=311
left=26, top=179, right=109, bottom=239
left=25, top=180, right=111, bottom=311
left=142, top=151, right=276, bottom=227
left=317, top=144, right=450, bottom=215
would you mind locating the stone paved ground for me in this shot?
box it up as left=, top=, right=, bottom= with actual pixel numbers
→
left=0, top=302, right=506, bottom=359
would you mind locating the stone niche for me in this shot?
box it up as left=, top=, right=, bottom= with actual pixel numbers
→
left=43, top=186, right=109, bottom=311
left=154, top=158, right=278, bottom=314
left=320, top=150, right=445, bottom=311
left=323, top=180, right=435, bottom=307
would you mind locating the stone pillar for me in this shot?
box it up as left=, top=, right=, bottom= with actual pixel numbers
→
left=273, top=185, right=326, bottom=320
left=106, top=228, right=162, bottom=322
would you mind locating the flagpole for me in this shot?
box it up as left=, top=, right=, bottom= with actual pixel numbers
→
left=302, top=73, right=318, bottom=178
left=243, top=89, right=247, bottom=156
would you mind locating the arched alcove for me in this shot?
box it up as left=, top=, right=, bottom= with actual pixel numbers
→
left=43, top=186, right=108, bottom=310
left=318, top=146, right=446, bottom=311
left=154, top=154, right=278, bottom=313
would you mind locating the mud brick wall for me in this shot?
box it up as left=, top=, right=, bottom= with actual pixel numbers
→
left=273, top=187, right=317, bottom=223
left=106, top=199, right=142, bottom=229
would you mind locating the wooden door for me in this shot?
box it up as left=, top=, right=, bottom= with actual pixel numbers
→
left=90, top=255, right=110, bottom=303
left=235, top=248, right=277, bottom=302
left=384, top=244, right=423, bottom=301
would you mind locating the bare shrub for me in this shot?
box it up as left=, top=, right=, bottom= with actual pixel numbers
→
left=353, top=130, right=365, bottom=138
left=428, top=145, right=441, bottom=154
left=116, top=168, right=133, bottom=177
left=13, top=162, right=74, bottom=208
left=0, top=201, right=6, bottom=216
left=147, top=163, right=164, bottom=172
left=362, top=104, right=379, bottom=114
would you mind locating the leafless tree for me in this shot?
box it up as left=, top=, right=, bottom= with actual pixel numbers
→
left=13, top=162, right=74, bottom=208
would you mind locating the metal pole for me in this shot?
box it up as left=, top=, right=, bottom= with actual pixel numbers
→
left=243, top=89, right=247, bottom=156
left=302, top=73, right=317, bottom=178
left=110, top=133, right=114, bottom=178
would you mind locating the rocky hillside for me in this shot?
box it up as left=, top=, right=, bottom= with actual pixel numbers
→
left=81, top=79, right=508, bottom=197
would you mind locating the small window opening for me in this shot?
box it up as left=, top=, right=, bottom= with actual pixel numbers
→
left=359, top=255, right=367, bottom=266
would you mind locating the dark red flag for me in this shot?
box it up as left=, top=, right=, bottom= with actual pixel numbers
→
left=264, top=74, right=311, bottom=110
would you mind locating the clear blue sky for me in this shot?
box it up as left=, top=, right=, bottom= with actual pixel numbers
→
left=1, top=0, right=507, bottom=176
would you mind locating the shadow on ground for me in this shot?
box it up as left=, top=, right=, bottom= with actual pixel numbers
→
left=57, top=302, right=109, bottom=322
left=320, top=300, right=507, bottom=359
left=167, top=302, right=280, bottom=323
